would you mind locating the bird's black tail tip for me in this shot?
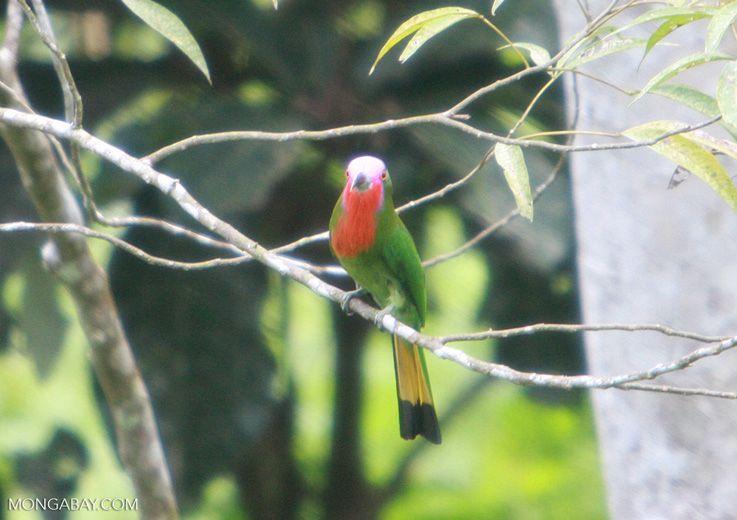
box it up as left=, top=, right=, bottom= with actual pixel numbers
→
left=399, top=400, right=442, bottom=444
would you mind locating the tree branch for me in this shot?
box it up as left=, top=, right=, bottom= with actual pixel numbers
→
left=2, top=107, right=736, bottom=400
left=142, top=0, right=639, bottom=163
left=441, top=323, right=730, bottom=344
left=0, top=222, right=247, bottom=271
left=0, top=2, right=177, bottom=517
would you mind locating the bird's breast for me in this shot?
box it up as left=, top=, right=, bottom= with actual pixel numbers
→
left=331, top=188, right=383, bottom=258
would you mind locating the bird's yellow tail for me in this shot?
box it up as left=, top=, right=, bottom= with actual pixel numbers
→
left=392, top=334, right=441, bottom=444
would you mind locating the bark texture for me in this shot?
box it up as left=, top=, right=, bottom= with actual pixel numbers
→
left=1, top=2, right=177, bottom=517
left=556, top=2, right=737, bottom=518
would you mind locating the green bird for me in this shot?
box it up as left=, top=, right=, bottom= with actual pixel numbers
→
left=329, top=155, right=441, bottom=444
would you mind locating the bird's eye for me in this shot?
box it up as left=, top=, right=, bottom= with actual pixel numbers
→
left=345, top=170, right=349, bottom=178
left=381, top=171, right=388, bottom=180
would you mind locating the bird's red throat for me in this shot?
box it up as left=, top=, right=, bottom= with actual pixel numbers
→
left=331, top=184, right=383, bottom=258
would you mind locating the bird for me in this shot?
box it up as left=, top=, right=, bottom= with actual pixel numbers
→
left=329, top=155, right=441, bottom=444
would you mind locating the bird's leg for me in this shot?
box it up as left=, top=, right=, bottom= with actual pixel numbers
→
left=374, top=304, right=396, bottom=328
left=340, top=285, right=367, bottom=314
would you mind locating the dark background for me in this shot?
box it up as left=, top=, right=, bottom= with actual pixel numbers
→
left=0, top=1, right=604, bottom=518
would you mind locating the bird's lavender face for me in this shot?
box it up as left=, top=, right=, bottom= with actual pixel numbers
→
left=345, top=155, right=388, bottom=193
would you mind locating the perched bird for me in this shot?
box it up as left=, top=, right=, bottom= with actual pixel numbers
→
left=329, top=155, right=441, bottom=444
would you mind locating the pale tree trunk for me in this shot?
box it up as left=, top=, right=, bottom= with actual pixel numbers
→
left=555, top=2, right=737, bottom=518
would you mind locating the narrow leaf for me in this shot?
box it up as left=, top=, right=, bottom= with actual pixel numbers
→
left=119, top=0, right=210, bottom=82
left=706, top=1, right=737, bottom=54
left=556, top=25, right=618, bottom=67
left=370, top=7, right=479, bottom=74
left=272, top=0, right=278, bottom=9
left=617, top=7, right=710, bottom=36
left=495, top=143, right=533, bottom=220
left=498, top=42, right=550, bottom=66
left=561, top=37, right=645, bottom=68
left=399, top=14, right=473, bottom=63
left=652, top=83, right=737, bottom=137
left=598, top=7, right=712, bottom=48
left=491, top=0, right=506, bottom=15
left=687, top=130, right=737, bottom=161
left=633, top=52, right=730, bottom=102
left=717, top=61, right=737, bottom=129
left=623, top=120, right=737, bottom=211
left=642, top=13, right=708, bottom=64
left=650, top=84, right=720, bottom=117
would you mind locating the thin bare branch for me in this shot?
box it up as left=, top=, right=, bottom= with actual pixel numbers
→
left=0, top=3, right=177, bottom=516
left=614, top=383, right=736, bottom=399
left=21, top=0, right=227, bottom=259
left=0, top=221, right=247, bottom=271
left=141, top=0, right=643, bottom=164
left=4, top=224, right=725, bottom=344
left=4, top=107, right=736, bottom=400
left=141, top=105, right=722, bottom=164
left=439, top=114, right=723, bottom=152
left=552, top=67, right=638, bottom=96
left=143, top=114, right=443, bottom=164
left=424, top=152, right=565, bottom=268
left=441, top=322, right=731, bottom=344
left=18, top=0, right=82, bottom=126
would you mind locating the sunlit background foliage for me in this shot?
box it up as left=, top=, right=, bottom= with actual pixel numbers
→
left=0, top=0, right=605, bottom=518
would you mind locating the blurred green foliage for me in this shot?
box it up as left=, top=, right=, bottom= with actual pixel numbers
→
left=0, top=0, right=605, bottom=518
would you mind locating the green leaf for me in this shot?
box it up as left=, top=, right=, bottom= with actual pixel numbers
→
left=717, top=61, right=737, bottom=129
left=652, top=83, right=737, bottom=137
left=706, top=1, right=737, bottom=54
left=642, top=13, right=709, bottom=64
left=119, top=0, right=210, bottom=82
left=495, top=143, right=533, bottom=220
left=650, top=84, right=720, bottom=117
left=491, top=0, right=506, bottom=15
left=398, top=15, right=471, bottom=63
left=498, top=42, right=550, bottom=66
left=560, top=37, right=645, bottom=68
left=633, top=52, right=730, bottom=102
left=623, top=120, right=737, bottom=211
left=557, top=23, right=625, bottom=68
left=370, top=7, right=479, bottom=74
left=686, top=129, right=737, bottom=160
left=617, top=7, right=710, bottom=36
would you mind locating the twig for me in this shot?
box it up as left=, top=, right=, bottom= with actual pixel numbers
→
left=0, top=3, right=177, bottom=517
left=141, top=1, right=643, bottom=164
left=552, top=67, right=638, bottom=96
left=0, top=221, right=350, bottom=276
left=3, top=107, right=736, bottom=399
left=423, top=152, right=565, bottom=268
left=439, top=114, right=722, bottom=152
left=143, top=114, right=444, bottom=164
left=5, top=224, right=725, bottom=345
left=440, top=323, right=730, bottom=344
left=23, top=0, right=231, bottom=259
left=18, top=0, right=82, bottom=126
left=0, top=222, right=246, bottom=271
left=140, top=106, right=722, bottom=162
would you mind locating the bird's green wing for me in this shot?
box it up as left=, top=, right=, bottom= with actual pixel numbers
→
left=380, top=217, right=427, bottom=328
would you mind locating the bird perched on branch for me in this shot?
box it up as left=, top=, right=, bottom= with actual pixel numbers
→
left=329, top=155, right=441, bottom=444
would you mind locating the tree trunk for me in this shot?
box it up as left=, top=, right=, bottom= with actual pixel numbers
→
left=556, top=2, right=737, bottom=518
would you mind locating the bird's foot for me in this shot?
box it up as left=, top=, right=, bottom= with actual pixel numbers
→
left=340, top=287, right=367, bottom=314
left=374, top=304, right=396, bottom=328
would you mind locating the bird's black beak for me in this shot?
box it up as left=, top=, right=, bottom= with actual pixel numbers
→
left=351, top=172, right=371, bottom=192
